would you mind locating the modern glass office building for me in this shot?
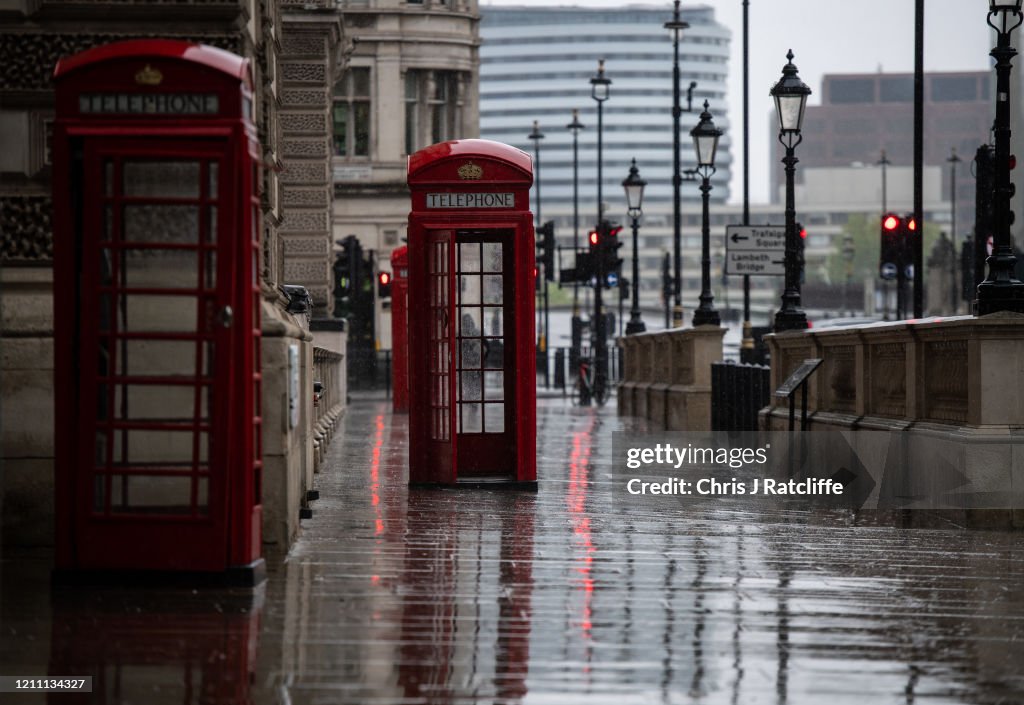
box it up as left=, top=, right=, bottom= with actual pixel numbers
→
left=480, top=4, right=732, bottom=228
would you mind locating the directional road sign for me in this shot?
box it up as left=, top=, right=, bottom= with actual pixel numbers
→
left=725, top=225, right=786, bottom=276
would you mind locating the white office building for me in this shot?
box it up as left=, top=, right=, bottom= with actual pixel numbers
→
left=480, top=5, right=731, bottom=219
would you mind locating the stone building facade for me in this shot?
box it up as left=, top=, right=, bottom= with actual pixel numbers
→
left=0, top=0, right=346, bottom=551
left=331, top=0, right=480, bottom=349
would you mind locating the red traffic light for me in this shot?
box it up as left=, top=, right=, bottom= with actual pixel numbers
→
left=906, top=218, right=917, bottom=232
left=799, top=227, right=807, bottom=239
left=589, top=230, right=599, bottom=247
left=378, top=271, right=391, bottom=286
left=882, top=214, right=900, bottom=231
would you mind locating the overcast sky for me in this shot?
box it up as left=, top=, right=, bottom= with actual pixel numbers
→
left=480, top=0, right=994, bottom=205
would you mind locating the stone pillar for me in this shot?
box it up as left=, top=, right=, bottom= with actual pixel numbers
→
left=279, top=4, right=344, bottom=317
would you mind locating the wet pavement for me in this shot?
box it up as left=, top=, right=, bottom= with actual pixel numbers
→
left=2, top=396, right=1024, bottom=704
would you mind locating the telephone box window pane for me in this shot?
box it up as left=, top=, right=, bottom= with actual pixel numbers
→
left=205, top=251, right=217, bottom=290
left=102, top=206, right=113, bottom=242
left=112, top=385, right=196, bottom=422
left=110, top=429, right=204, bottom=465
left=482, top=243, right=503, bottom=272
left=120, top=295, right=198, bottom=332
left=123, top=205, right=199, bottom=244
left=460, top=371, right=482, bottom=401
left=484, top=307, right=503, bottom=337
left=460, top=276, right=480, bottom=304
left=458, top=307, right=481, bottom=337
left=117, top=342, right=197, bottom=379
left=459, top=243, right=481, bottom=272
left=123, top=248, right=197, bottom=288
left=123, top=161, right=201, bottom=198
left=482, top=275, right=503, bottom=305
left=207, top=163, right=218, bottom=198
left=461, top=403, right=482, bottom=433
left=110, top=475, right=194, bottom=515
left=460, top=339, right=481, bottom=370
left=484, top=403, right=505, bottom=433
left=483, top=338, right=504, bottom=369
left=98, top=248, right=114, bottom=284
left=97, top=293, right=113, bottom=332
left=206, top=205, right=218, bottom=244
left=484, top=372, right=504, bottom=401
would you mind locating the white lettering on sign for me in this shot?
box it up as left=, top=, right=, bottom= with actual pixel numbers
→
left=426, top=192, right=516, bottom=209
left=78, top=93, right=220, bottom=115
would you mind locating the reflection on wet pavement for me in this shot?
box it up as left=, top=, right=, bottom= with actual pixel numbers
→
left=1, top=397, right=1023, bottom=704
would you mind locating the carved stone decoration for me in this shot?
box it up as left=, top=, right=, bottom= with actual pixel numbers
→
left=1, top=196, right=53, bottom=262
left=824, top=345, right=856, bottom=413
left=281, top=62, right=326, bottom=84
left=924, top=339, right=968, bottom=423
left=0, top=32, right=240, bottom=91
left=280, top=210, right=328, bottom=232
left=869, top=342, right=907, bottom=417
left=283, top=237, right=329, bottom=256
left=279, top=113, right=328, bottom=135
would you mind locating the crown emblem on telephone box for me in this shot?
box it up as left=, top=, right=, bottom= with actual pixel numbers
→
left=457, top=161, right=483, bottom=180
left=135, top=64, right=163, bottom=86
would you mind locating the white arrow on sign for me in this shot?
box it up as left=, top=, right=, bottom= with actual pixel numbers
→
left=726, top=225, right=786, bottom=253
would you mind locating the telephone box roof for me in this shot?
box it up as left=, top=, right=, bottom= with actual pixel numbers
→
left=408, top=139, right=532, bottom=180
left=54, top=39, right=250, bottom=86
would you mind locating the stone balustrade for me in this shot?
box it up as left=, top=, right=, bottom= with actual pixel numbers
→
left=763, top=313, right=1024, bottom=430
left=618, top=326, right=725, bottom=431
left=762, top=313, right=1024, bottom=528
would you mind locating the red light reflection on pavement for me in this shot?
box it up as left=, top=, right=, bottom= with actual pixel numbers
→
left=567, top=418, right=596, bottom=672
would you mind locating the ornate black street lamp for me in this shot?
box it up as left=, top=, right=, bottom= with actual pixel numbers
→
left=977, top=0, right=1024, bottom=314
left=622, top=158, right=647, bottom=334
left=690, top=100, right=722, bottom=327
left=948, top=147, right=962, bottom=313
left=770, top=50, right=811, bottom=332
left=590, top=59, right=611, bottom=403
left=528, top=119, right=549, bottom=386
left=665, top=0, right=690, bottom=328
left=567, top=109, right=585, bottom=370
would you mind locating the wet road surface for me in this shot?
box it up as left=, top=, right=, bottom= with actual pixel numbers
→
left=2, top=396, right=1023, bottom=703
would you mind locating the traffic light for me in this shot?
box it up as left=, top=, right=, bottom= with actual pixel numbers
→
left=377, top=270, right=392, bottom=299
left=879, top=213, right=902, bottom=280
left=537, top=220, right=556, bottom=281
left=599, top=220, right=624, bottom=286
left=333, top=235, right=361, bottom=317
left=588, top=228, right=600, bottom=249
left=619, top=276, right=630, bottom=301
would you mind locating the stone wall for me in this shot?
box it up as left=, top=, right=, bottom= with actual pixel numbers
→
left=617, top=327, right=725, bottom=432
left=763, top=314, right=1024, bottom=527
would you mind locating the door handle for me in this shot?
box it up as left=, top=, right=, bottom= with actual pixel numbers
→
left=218, top=305, right=234, bottom=329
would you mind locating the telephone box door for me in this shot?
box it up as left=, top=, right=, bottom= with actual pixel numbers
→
left=73, top=137, right=234, bottom=571
left=454, top=232, right=516, bottom=477
left=424, top=230, right=458, bottom=482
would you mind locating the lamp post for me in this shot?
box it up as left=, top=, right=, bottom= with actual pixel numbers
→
left=977, top=0, right=1024, bottom=314
left=878, top=149, right=891, bottom=319
left=567, top=109, right=585, bottom=371
left=528, top=120, right=549, bottom=387
left=590, top=59, right=611, bottom=402
left=690, top=100, right=722, bottom=327
left=770, top=50, right=811, bottom=333
left=948, top=147, right=961, bottom=313
left=622, top=158, right=647, bottom=334
left=665, top=0, right=690, bottom=328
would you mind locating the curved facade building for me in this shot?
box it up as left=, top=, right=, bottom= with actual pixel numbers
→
left=480, top=4, right=731, bottom=222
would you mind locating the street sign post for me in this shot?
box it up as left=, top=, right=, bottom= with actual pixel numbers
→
left=725, top=225, right=786, bottom=276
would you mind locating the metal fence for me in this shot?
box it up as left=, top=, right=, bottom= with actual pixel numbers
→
left=711, top=361, right=771, bottom=432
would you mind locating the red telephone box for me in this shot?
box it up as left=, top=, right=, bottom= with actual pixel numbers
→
left=51, top=40, right=264, bottom=581
left=391, top=245, right=410, bottom=413
left=406, top=139, right=536, bottom=488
